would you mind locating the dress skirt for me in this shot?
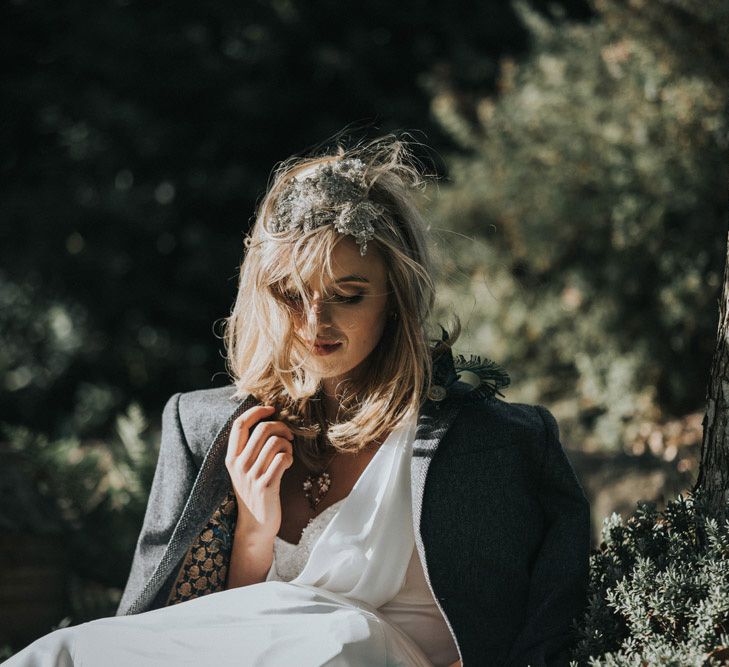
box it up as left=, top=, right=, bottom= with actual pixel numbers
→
left=4, top=580, right=433, bottom=666
left=5, top=412, right=436, bottom=667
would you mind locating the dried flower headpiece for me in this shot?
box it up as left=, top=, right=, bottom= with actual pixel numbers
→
left=271, top=158, right=385, bottom=256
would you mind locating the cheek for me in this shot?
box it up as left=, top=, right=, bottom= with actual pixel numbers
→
left=339, top=306, right=387, bottom=342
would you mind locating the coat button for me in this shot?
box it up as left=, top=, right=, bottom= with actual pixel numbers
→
left=427, top=384, right=447, bottom=401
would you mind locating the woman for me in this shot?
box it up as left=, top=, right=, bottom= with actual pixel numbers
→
left=5, top=135, right=590, bottom=666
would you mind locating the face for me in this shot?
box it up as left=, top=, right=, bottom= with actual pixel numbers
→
left=289, top=236, right=391, bottom=395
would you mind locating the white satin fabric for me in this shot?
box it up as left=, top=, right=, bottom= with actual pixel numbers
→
left=267, top=409, right=418, bottom=609
left=5, top=410, right=448, bottom=667
left=264, top=409, right=459, bottom=666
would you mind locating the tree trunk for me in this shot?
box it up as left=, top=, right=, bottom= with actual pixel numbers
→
left=694, top=224, right=729, bottom=523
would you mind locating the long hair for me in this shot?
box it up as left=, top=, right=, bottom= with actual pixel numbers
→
left=222, top=133, right=460, bottom=471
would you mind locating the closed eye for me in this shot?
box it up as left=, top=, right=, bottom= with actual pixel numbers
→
left=330, top=292, right=365, bottom=304
left=280, top=291, right=365, bottom=305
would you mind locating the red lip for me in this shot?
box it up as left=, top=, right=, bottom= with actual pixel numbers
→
left=312, top=341, right=342, bottom=355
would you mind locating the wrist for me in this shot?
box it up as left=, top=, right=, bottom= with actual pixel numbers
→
left=228, top=522, right=276, bottom=589
left=235, top=513, right=277, bottom=547
left=235, top=526, right=276, bottom=552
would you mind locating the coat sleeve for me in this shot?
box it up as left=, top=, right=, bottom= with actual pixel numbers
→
left=115, top=392, right=198, bottom=616
left=505, top=405, right=591, bottom=667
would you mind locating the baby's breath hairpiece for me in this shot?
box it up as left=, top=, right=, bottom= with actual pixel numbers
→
left=271, top=158, right=385, bottom=256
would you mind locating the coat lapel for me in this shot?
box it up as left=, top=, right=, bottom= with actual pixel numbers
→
left=130, top=345, right=469, bottom=614
left=128, top=393, right=259, bottom=614
left=409, top=345, right=471, bottom=606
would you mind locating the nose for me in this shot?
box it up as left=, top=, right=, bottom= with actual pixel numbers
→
left=307, top=292, right=332, bottom=322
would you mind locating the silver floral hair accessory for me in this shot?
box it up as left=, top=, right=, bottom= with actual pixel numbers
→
left=271, top=158, right=385, bottom=256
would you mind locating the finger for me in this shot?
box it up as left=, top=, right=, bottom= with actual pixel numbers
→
left=249, top=435, right=293, bottom=479
left=259, top=451, right=294, bottom=488
left=242, top=422, right=295, bottom=471
left=228, top=405, right=275, bottom=458
left=226, top=405, right=275, bottom=462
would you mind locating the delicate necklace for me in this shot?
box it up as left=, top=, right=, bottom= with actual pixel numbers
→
left=302, top=446, right=338, bottom=512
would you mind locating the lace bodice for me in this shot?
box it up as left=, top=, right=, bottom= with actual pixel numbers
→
left=267, top=498, right=347, bottom=582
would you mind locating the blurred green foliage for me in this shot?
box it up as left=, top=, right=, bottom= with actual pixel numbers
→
left=1, top=403, right=157, bottom=599
left=3, top=0, right=591, bottom=437
left=428, top=0, right=729, bottom=451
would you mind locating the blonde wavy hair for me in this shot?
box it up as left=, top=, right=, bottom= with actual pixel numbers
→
left=222, top=133, right=460, bottom=471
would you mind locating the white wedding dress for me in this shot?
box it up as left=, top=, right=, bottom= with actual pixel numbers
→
left=5, top=411, right=458, bottom=667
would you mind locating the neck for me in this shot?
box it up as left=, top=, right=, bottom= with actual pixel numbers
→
left=321, top=374, right=357, bottom=424
left=321, top=389, right=342, bottom=424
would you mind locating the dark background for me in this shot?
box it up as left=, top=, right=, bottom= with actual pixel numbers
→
left=4, top=0, right=728, bottom=656
left=2, top=0, right=592, bottom=438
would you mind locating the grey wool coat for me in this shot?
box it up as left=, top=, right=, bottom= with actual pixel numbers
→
left=116, top=345, right=591, bottom=667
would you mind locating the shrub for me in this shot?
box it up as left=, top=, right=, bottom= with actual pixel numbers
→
left=573, top=487, right=729, bottom=665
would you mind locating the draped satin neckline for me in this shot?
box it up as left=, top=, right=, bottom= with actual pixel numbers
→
left=276, top=436, right=390, bottom=547
left=276, top=497, right=348, bottom=547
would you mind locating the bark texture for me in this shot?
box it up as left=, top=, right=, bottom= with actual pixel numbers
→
left=694, top=226, right=729, bottom=522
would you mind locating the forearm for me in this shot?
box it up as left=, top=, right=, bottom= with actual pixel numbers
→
left=226, top=519, right=275, bottom=589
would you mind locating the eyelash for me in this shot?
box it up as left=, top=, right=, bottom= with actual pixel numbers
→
left=283, top=292, right=365, bottom=305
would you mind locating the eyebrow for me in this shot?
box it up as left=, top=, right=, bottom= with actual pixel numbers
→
left=334, top=274, right=370, bottom=284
